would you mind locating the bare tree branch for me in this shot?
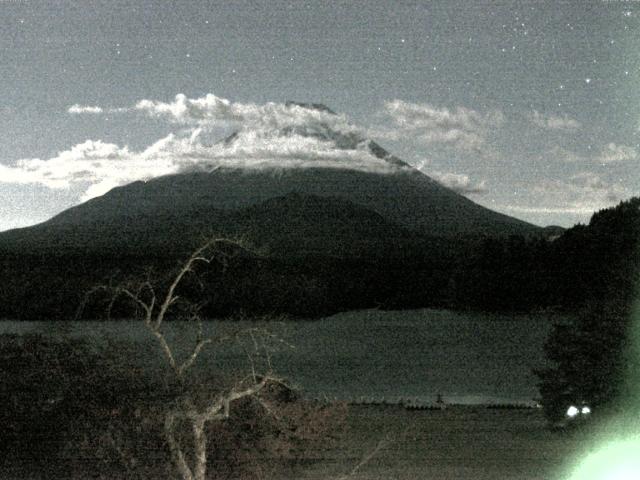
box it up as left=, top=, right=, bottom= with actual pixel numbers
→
left=176, top=338, right=212, bottom=377
left=154, top=237, right=243, bottom=330
left=337, top=435, right=391, bottom=480
left=164, top=411, right=195, bottom=480
left=82, top=236, right=293, bottom=480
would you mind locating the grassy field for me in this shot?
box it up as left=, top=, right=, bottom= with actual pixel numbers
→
left=292, top=404, right=583, bottom=480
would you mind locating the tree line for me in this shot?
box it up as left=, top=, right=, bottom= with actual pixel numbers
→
left=0, top=199, right=637, bottom=320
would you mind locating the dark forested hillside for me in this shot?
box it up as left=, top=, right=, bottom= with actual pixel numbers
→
left=535, top=198, right=640, bottom=421
left=1, top=195, right=637, bottom=321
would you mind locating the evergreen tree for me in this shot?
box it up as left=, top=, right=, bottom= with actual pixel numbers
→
left=536, top=198, right=640, bottom=423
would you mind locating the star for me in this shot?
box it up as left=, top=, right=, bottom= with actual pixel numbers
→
left=186, top=53, right=191, bottom=58
left=400, top=38, right=405, bottom=43
left=585, top=78, right=591, bottom=84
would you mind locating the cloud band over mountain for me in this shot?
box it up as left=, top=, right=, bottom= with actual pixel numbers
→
left=3, top=93, right=631, bottom=219
left=5, top=95, right=408, bottom=200
left=371, top=100, right=504, bottom=151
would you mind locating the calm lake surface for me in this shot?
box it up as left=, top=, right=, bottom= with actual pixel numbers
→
left=0, top=309, right=560, bottom=405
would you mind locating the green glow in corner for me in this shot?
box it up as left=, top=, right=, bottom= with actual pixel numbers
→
left=567, top=295, right=640, bottom=480
left=568, top=437, right=640, bottom=480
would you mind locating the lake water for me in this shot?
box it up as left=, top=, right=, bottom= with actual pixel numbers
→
left=0, top=309, right=559, bottom=406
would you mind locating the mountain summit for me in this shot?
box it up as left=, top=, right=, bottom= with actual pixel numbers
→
left=0, top=102, right=546, bottom=319
left=1, top=102, right=540, bottom=252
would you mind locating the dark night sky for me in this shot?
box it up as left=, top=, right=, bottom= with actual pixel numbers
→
left=0, top=0, right=638, bottom=230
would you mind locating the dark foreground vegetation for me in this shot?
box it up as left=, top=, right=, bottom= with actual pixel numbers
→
left=0, top=335, right=588, bottom=480
left=536, top=198, right=640, bottom=423
left=0, top=333, right=347, bottom=479
left=0, top=198, right=637, bottom=479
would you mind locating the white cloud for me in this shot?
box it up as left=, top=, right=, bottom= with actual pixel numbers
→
left=1, top=139, right=177, bottom=201
left=500, top=173, right=627, bottom=222
left=135, top=93, right=237, bottom=124
left=133, top=94, right=361, bottom=138
left=429, top=171, right=487, bottom=195
left=595, top=142, right=638, bottom=164
left=137, top=128, right=400, bottom=174
left=2, top=96, right=407, bottom=201
left=409, top=158, right=486, bottom=195
left=68, top=104, right=104, bottom=114
left=529, top=111, right=581, bottom=130
left=547, top=143, right=638, bottom=165
left=526, top=172, right=627, bottom=212
left=371, top=100, right=504, bottom=151
left=500, top=205, right=598, bottom=215
left=547, top=146, right=586, bottom=163
left=569, top=172, right=612, bottom=192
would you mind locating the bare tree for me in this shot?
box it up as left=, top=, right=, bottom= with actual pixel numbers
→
left=84, top=237, right=286, bottom=480
left=76, top=237, right=392, bottom=480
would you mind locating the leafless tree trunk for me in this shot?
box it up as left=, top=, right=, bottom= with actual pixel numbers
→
left=86, top=238, right=285, bottom=480
left=80, top=237, right=388, bottom=480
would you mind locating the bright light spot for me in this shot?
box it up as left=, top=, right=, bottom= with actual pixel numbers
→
left=569, top=437, right=640, bottom=480
left=567, top=405, right=580, bottom=417
left=582, top=406, right=591, bottom=415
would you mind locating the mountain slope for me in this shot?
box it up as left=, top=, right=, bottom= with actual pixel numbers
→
left=0, top=192, right=416, bottom=256
left=0, top=102, right=540, bottom=253
left=227, top=192, right=417, bottom=258
left=31, top=165, right=537, bottom=240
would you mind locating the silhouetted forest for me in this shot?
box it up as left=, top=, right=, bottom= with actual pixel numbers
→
left=535, top=197, right=640, bottom=422
left=1, top=198, right=637, bottom=321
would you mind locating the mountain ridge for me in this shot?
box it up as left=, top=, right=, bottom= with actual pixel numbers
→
left=0, top=101, right=542, bottom=251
